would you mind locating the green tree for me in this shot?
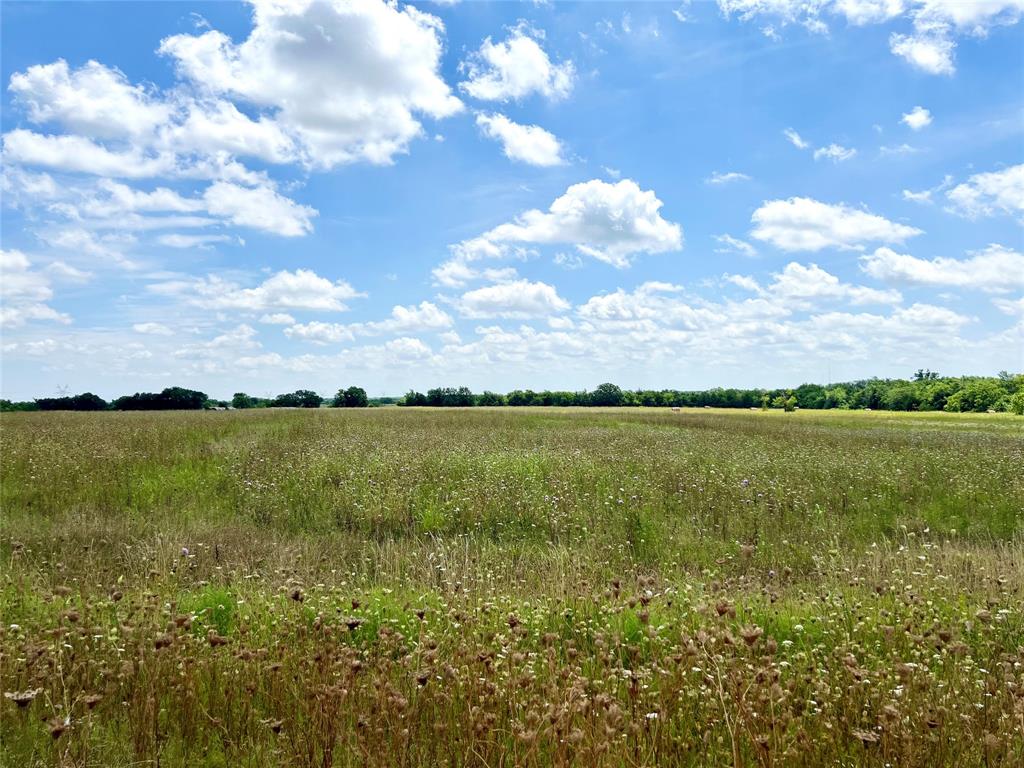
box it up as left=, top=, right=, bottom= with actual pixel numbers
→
left=1008, top=391, right=1024, bottom=415
left=945, top=380, right=1005, bottom=412
left=232, top=392, right=255, bottom=409
left=333, top=386, right=368, bottom=408
left=590, top=383, right=624, bottom=407
left=271, top=390, right=323, bottom=408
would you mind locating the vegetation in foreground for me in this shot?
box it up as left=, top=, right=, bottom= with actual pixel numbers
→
left=1, top=407, right=1022, bottom=766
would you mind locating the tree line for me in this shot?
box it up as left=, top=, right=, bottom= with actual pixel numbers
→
left=3, top=372, right=1022, bottom=414
left=0, top=386, right=376, bottom=412
left=398, top=371, right=1024, bottom=414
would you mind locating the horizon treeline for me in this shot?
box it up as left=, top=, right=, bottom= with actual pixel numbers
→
left=2, top=371, right=1023, bottom=414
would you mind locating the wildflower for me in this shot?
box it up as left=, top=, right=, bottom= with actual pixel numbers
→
left=740, top=625, right=763, bottom=646
left=4, top=689, right=41, bottom=708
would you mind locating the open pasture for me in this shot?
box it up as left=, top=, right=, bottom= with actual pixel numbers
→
left=1, top=408, right=1022, bottom=766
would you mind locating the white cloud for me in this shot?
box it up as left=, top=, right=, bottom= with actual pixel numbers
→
left=283, top=321, right=354, bottom=345
left=889, top=31, right=955, bottom=75
left=861, top=244, right=1024, bottom=293
left=164, top=99, right=298, bottom=164
left=259, top=313, right=295, bottom=325
left=365, top=301, right=453, bottom=334
left=993, top=296, right=1024, bottom=316
left=834, top=0, right=906, bottom=26
left=813, top=143, right=857, bottom=162
left=766, top=261, right=902, bottom=305
left=944, top=163, right=1024, bottom=220
left=2, top=129, right=174, bottom=178
left=474, top=179, right=683, bottom=268
left=0, top=249, right=71, bottom=328
left=150, top=269, right=364, bottom=312
left=175, top=324, right=260, bottom=359
left=157, top=233, right=234, bottom=249
left=751, top=197, right=922, bottom=251
left=714, top=234, right=759, bottom=258
left=133, top=322, right=174, bottom=335
left=286, top=301, right=454, bottom=344
left=46, top=261, right=93, bottom=282
left=706, top=171, right=751, bottom=184
left=159, top=0, right=462, bottom=167
left=720, top=1, right=1024, bottom=75
left=454, top=279, right=570, bottom=318
left=902, top=188, right=934, bottom=204
left=783, top=128, right=810, bottom=149
left=459, top=23, right=575, bottom=102
left=475, top=112, right=565, bottom=166
left=202, top=181, right=317, bottom=236
left=900, top=105, right=932, bottom=130
left=902, top=174, right=953, bottom=204
left=8, top=59, right=172, bottom=140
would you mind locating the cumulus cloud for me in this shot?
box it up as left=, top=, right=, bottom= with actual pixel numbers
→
left=285, top=301, right=453, bottom=344
left=150, top=269, right=364, bottom=313
left=459, top=22, right=574, bottom=102
left=901, top=105, right=932, bottom=130
left=2, top=129, right=175, bottom=178
left=454, top=279, right=570, bottom=318
left=477, top=179, right=682, bottom=268
left=764, top=261, right=902, bottom=305
left=0, top=249, right=71, bottom=328
left=889, top=32, right=955, bottom=74
left=751, top=197, right=922, bottom=252
left=159, top=0, right=462, bottom=167
left=8, top=59, right=172, bottom=140
left=202, top=181, right=316, bottom=236
left=861, top=244, right=1024, bottom=293
left=944, top=163, right=1024, bottom=220
left=475, top=112, right=565, bottom=166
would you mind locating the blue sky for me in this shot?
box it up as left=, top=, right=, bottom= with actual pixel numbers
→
left=1, top=0, right=1022, bottom=400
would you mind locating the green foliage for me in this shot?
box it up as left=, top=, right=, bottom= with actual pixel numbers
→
left=1009, top=390, right=1024, bottom=415
left=35, top=392, right=108, bottom=411
left=115, top=386, right=207, bottom=410
left=0, top=399, right=40, bottom=412
left=270, top=389, right=323, bottom=408
left=944, top=379, right=1006, bottom=412
left=590, top=382, right=625, bottom=407
left=231, top=392, right=255, bottom=409
left=332, top=386, right=369, bottom=408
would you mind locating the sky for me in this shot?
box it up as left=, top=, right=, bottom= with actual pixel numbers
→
left=1, top=0, right=1022, bottom=401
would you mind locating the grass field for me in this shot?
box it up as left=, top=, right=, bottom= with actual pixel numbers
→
left=1, top=407, right=1022, bottom=766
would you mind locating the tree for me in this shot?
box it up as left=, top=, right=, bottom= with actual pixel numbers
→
left=1008, top=391, right=1024, bottom=416
left=35, top=392, right=108, bottom=411
left=881, top=382, right=919, bottom=411
left=114, top=387, right=206, bottom=410
left=399, top=390, right=428, bottom=407
left=271, top=390, right=323, bottom=408
left=590, top=383, right=624, bottom=407
left=232, top=392, right=255, bottom=409
left=477, top=391, right=506, bottom=406
left=945, top=380, right=1005, bottom=413
left=333, top=386, right=368, bottom=408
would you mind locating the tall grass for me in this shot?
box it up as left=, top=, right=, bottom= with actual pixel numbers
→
left=1, top=408, right=1021, bottom=765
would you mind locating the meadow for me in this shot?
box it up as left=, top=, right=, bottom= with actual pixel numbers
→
left=1, top=407, right=1022, bottom=766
